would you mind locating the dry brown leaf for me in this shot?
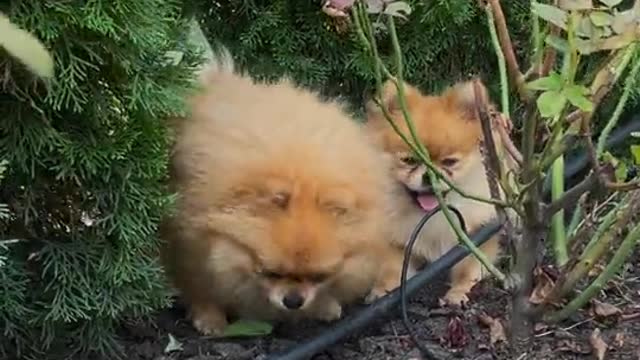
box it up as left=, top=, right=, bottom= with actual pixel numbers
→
left=613, top=332, right=625, bottom=348
left=590, top=328, right=608, bottom=360
left=588, top=264, right=605, bottom=277
left=444, top=316, right=468, bottom=348
left=534, top=323, right=549, bottom=333
left=592, top=300, right=622, bottom=318
left=530, top=267, right=556, bottom=304
left=477, top=313, right=507, bottom=345
left=557, top=339, right=589, bottom=354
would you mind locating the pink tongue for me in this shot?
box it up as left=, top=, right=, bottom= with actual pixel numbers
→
left=416, top=194, right=439, bottom=212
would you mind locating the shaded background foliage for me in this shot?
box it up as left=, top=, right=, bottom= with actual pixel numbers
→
left=196, top=0, right=533, bottom=116
left=0, top=0, right=201, bottom=358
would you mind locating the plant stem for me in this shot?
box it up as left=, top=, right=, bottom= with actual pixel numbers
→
left=551, top=155, right=568, bottom=266
left=565, top=194, right=585, bottom=239
left=547, top=191, right=640, bottom=303
left=486, top=5, right=510, bottom=115
left=596, top=51, right=640, bottom=157
left=486, top=0, right=529, bottom=100
left=546, top=217, right=640, bottom=323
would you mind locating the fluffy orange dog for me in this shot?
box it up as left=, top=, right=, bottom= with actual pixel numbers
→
left=365, top=79, right=515, bottom=306
left=161, top=53, right=402, bottom=335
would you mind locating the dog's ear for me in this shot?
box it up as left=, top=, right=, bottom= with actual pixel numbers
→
left=442, top=78, right=489, bottom=121
left=365, top=79, right=421, bottom=126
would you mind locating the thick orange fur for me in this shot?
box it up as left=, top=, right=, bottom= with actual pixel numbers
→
left=365, top=79, right=517, bottom=306
left=160, top=53, right=402, bottom=335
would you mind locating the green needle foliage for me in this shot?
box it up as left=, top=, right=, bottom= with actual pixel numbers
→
left=197, top=0, right=532, bottom=116
left=0, top=0, right=201, bottom=358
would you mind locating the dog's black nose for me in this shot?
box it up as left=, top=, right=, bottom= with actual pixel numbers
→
left=422, top=172, right=432, bottom=186
left=282, top=291, right=305, bottom=309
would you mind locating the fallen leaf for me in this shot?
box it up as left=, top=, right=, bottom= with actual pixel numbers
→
left=613, top=332, right=625, bottom=347
left=557, top=339, right=589, bottom=354
left=221, top=319, right=273, bottom=338
left=477, top=313, right=507, bottom=345
left=444, top=316, right=468, bottom=348
left=588, top=264, right=605, bottom=277
left=534, top=323, right=549, bottom=333
left=592, top=300, right=622, bottom=318
left=590, top=328, right=608, bottom=360
left=529, top=267, right=556, bottom=304
left=164, top=333, right=183, bottom=354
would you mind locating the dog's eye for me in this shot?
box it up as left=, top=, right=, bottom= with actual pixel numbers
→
left=307, top=272, right=330, bottom=283
left=271, top=192, right=290, bottom=209
left=441, top=158, right=459, bottom=167
left=329, top=206, right=348, bottom=217
left=259, top=270, right=285, bottom=279
left=400, top=156, right=419, bottom=166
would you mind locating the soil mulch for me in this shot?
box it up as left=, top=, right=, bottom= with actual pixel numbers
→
left=118, top=252, right=640, bottom=360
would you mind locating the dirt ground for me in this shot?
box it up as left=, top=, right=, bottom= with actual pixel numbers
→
left=118, top=251, right=640, bottom=360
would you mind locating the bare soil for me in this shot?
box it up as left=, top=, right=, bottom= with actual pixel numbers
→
left=118, top=252, right=640, bottom=360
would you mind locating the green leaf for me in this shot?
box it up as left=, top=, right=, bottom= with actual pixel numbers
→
left=221, top=319, right=273, bottom=338
left=602, top=151, right=627, bottom=181
left=576, top=15, right=596, bottom=37
left=600, top=0, right=623, bottom=7
left=0, top=12, right=54, bottom=78
left=611, top=9, right=636, bottom=34
left=532, top=3, right=568, bottom=29
left=589, top=11, right=614, bottom=27
left=537, top=90, right=567, bottom=118
left=527, top=72, right=563, bottom=91
left=559, top=0, right=593, bottom=10
left=631, top=145, right=640, bottom=165
left=615, top=161, right=628, bottom=182
left=564, top=85, right=594, bottom=112
left=545, top=34, right=569, bottom=52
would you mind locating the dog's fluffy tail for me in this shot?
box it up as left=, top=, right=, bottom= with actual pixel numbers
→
left=197, top=45, right=236, bottom=85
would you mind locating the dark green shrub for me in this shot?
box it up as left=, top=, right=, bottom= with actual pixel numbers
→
left=0, top=1, right=201, bottom=357
left=198, top=0, right=532, bottom=116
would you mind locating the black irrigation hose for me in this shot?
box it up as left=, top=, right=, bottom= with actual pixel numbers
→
left=400, top=206, right=466, bottom=359
left=542, top=115, right=640, bottom=194
left=268, top=114, right=640, bottom=360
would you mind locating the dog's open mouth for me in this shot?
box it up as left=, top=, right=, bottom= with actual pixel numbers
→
left=405, top=187, right=447, bottom=212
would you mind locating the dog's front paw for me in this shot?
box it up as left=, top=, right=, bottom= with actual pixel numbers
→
left=315, top=299, right=343, bottom=322
left=190, top=303, right=228, bottom=336
left=364, top=286, right=390, bottom=304
left=439, top=289, right=470, bottom=308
